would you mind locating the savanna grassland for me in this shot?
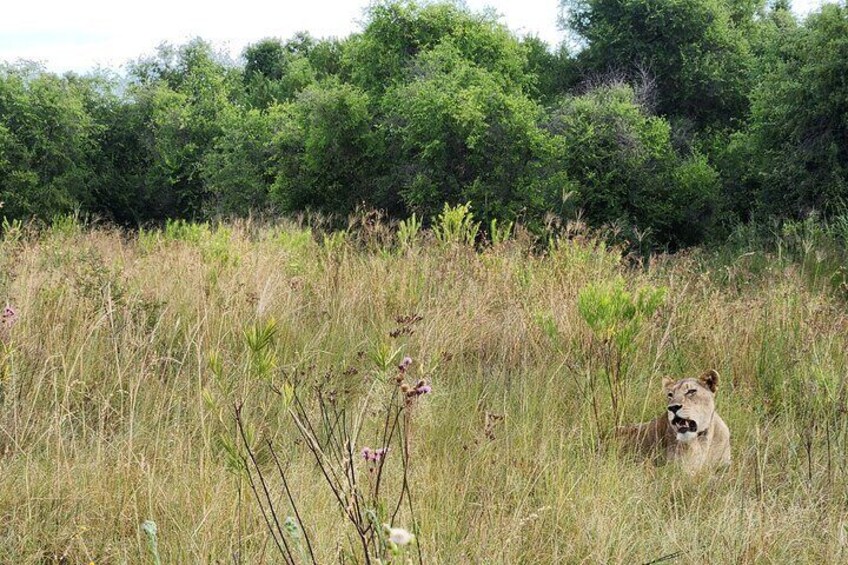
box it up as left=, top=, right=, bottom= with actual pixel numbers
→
left=1, top=213, right=847, bottom=563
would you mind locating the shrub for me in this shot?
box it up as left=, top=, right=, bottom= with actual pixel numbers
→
left=545, top=84, right=720, bottom=247
left=270, top=79, right=376, bottom=216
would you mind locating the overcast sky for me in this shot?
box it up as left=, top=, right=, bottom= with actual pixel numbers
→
left=0, top=0, right=829, bottom=74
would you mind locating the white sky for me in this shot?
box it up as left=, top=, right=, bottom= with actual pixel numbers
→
left=0, top=0, right=829, bottom=74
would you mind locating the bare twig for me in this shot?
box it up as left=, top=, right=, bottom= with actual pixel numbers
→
left=267, top=439, right=317, bottom=564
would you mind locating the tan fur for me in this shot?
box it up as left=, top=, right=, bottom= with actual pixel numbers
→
left=616, top=370, right=731, bottom=475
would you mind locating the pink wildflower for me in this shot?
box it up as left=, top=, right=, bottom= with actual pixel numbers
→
left=361, top=446, right=389, bottom=464
left=1, top=305, right=17, bottom=327
left=398, top=356, right=413, bottom=372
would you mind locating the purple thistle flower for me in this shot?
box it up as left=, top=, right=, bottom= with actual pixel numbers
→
left=361, top=446, right=388, bottom=464
left=416, top=384, right=432, bottom=395
left=398, top=356, right=413, bottom=372
left=1, top=305, right=18, bottom=327
left=2, top=306, right=16, bottom=319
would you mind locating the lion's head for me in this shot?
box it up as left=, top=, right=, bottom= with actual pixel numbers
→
left=662, top=370, right=720, bottom=443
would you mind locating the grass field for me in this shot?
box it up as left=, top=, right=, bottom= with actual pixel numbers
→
left=1, top=214, right=847, bottom=563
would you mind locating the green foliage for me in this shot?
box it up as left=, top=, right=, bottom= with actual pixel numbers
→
left=577, top=277, right=665, bottom=352
left=578, top=276, right=666, bottom=428
left=562, top=0, right=756, bottom=128
left=397, top=213, right=423, bottom=249
left=321, top=229, right=349, bottom=256
left=545, top=84, right=720, bottom=246
left=243, top=35, right=321, bottom=107
left=135, top=41, right=241, bottom=218
left=201, top=107, right=280, bottom=216
left=0, top=64, right=102, bottom=219
left=381, top=41, right=553, bottom=222
left=432, top=202, right=480, bottom=246
left=273, top=225, right=315, bottom=254
left=488, top=218, right=513, bottom=246
left=244, top=38, right=288, bottom=81
left=346, top=0, right=531, bottom=93
left=48, top=213, right=84, bottom=239
left=244, top=318, right=278, bottom=379
left=163, top=218, right=211, bottom=243
left=521, top=37, right=577, bottom=101
left=1, top=0, right=847, bottom=250
left=741, top=3, right=848, bottom=219
left=270, top=78, right=376, bottom=215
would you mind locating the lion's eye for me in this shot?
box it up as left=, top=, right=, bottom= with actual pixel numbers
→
left=686, top=389, right=696, bottom=396
left=667, top=392, right=673, bottom=399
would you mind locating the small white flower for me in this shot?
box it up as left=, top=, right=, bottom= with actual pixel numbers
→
left=383, top=524, right=415, bottom=546
left=141, top=520, right=158, bottom=537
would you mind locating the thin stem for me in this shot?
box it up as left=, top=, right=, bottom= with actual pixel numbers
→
left=240, top=455, right=291, bottom=563
left=267, top=439, right=317, bottom=564
left=235, top=404, right=295, bottom=564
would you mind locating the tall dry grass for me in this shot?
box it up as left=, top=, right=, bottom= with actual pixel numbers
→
left=0, top=215, right=846, bottom=563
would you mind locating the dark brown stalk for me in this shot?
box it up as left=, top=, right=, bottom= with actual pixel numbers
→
left=235, top=404, right=296, bottom=565
left=240, top=455, right=292, bottom=564
left=291, top=403, right=373, bottom=565
left=374, top=394, right=404, bottom=500
left=267, top=439, right=317, bottom=564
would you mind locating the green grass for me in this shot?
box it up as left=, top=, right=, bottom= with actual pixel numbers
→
left=0, top=217, right=847, bottom=563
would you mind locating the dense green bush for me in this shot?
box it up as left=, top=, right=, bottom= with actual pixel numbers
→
left=270, top=79, right=376, bottom=215
left=345, top=0, right=532, bottom=93
left=380, top=42, right=555, bottom=222
left=201, top=108, right=280, bottom=216
left=743, top=3, right=848, bottom=218
left=130, top=40, right=241, bottom=219
left=545, top=84, right=719, bottom=246
left=242, top=35, right=328, bottom=108
left=562, top=0, right=756, bottom=128
left=0, top=64, right=102, bottom=219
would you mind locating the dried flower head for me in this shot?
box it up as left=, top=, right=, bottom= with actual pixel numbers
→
left=383, top=524, right=415, bottom=546
left=141, top=520, right=158, bottom=537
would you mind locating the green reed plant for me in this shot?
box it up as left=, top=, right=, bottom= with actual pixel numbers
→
left=397, top=213, right=422, bottom=250
left=578, top=277, right=666, bottom=430
left=488, top=218, right=513, bottom=246
left=432, top=202, right=479, bottom=246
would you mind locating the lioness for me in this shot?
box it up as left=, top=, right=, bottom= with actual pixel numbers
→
left=617, top=370, right=731, bottom=474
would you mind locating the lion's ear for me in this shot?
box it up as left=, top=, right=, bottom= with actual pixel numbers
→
left=661, top=376, right=674, bottom=390
left=700, top=370, right=720, bottom=392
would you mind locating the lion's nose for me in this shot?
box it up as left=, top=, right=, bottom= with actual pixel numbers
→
left=668, top=404, right=682, bottom=414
